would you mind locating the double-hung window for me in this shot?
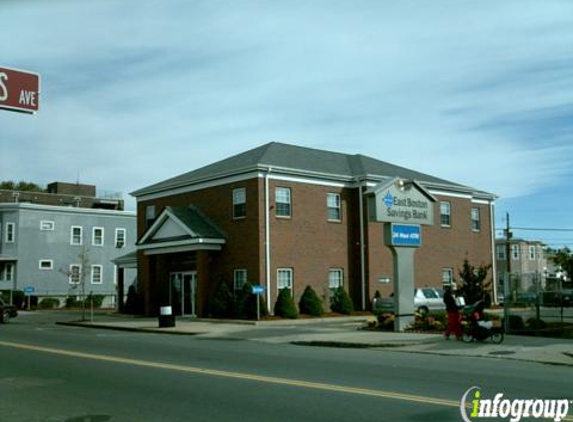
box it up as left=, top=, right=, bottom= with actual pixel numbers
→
left=233, top=188, right=247, bottom=219
left=529, top=245, right=536, bottom=261
left=91, top=265, right=103, bottom=284
left=327, top=193, right=341, bottom=221
left=442, top=268, right=454, bottom=288
left=5, top=223, right=15, bottom=243
left=275, top=187, right=291, bottom=218
left=511, top=244, right=519, bottom=260
left=71, top=226, right=83, bottom=245
left=234, top=269, right=247, bottom=291
left=440, top=202, right=451, bottom=227
left=69, top=264, right=81, bottom=284
left=471, top=207, right=480, bottom=231
left=277, top=268, right=293, bottom=292
left=328, top=269, right=344, bottom=292
left=5, top=263, right=14, bottom=282
left=115, top=228, right=126, bottom=248
left=93, top=227, right=104, bottom=246
left=497, top=245, right=506, bottom=261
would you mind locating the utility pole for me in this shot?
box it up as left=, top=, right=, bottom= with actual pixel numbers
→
left=504, top=212, right=512, bottom=334
left=505, top=212, right=512, bottom=274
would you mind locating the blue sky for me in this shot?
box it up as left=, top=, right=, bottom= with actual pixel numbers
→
left=1, top=0, right=572, bottom=247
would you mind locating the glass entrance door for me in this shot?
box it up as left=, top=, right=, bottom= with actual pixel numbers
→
left=169, top=271, right=197, bottom=316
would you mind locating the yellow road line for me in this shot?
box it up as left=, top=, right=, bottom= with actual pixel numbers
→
left=1, top=339, right=572, bottom=422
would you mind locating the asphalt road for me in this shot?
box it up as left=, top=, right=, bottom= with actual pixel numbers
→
left=1, top=313, right=572, bottom=422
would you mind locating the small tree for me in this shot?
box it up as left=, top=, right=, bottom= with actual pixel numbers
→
left=299, top=286, right=324, bottom=317
left=274, top=288, right=298, bottom=319
left=234, top=282, right=268, bottom=320
left=457, top=259, right=492, bottom=305
left=124, top=285, right=141, bottom=314
left=331, top=286, right=354, bottom=315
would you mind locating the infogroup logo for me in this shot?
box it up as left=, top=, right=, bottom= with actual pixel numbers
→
left=460, top=386, right=571, bottom=422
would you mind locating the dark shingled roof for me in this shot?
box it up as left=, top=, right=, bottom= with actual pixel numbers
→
left=168, top=205, right=227, bottom=239
left=133, top=142, right=488, bottom=197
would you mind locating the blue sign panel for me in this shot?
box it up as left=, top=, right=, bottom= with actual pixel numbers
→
left=390, top=224, right=422, bottom=247
left=23, top=286, right=35, bottom=295
left=252, top=285, right=266, bottom=295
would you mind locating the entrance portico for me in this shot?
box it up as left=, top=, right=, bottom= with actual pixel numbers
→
left=137, top=205, right=226, bottom=317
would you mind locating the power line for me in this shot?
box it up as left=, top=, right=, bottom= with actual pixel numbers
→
left=511, top=227, right=573, bottom=232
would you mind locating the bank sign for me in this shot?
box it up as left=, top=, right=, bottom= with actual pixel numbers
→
left=0, top=66, right=40, bottom=114
left=369, top=178, right=435, bottom=226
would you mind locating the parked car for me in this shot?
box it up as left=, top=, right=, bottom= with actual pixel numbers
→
left=372, top=287, right=446, bottom=315
left=0, top=297, right=18, bottom=323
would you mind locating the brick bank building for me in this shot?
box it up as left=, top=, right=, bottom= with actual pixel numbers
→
left=131, top=142, right=496, bottom=317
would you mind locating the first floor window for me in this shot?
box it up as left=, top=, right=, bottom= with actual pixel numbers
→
left=277, top=268, right=293, bottom=291
left=328, top=269, right=344, bottom=292
left=275, top=187, right=292, bottom=218
left=233, top=188, right=247, bottom=219
left=5, top=222, right=15, bottom=243
left=234, top=269, right=247, bottom=291
left=91, top=265, right=103, bottom=284
left=115, top=228, right=126, bottom=248
left=69, top=264, right=81, bottom=284
left=5, top=263, right=14, bottom=282
left=39, top=260, right=54, bottom=270
left=442, top=268, right=454, bottom=288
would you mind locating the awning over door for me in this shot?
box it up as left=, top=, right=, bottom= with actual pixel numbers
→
left=137, top=205, right=226, bottom=255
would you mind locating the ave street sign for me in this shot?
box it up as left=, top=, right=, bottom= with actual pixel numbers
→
left=0, top=66, right=41, bottom=114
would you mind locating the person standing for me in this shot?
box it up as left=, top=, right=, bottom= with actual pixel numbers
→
left=443, top=286, right=462, bottom=340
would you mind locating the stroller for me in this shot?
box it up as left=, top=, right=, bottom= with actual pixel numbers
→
left=460, top=300, right=504, bottom=344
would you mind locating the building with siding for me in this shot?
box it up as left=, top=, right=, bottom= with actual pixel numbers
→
left=132, top=142, right=497, bottom=317
left=0, top=202, right=136, bottom=307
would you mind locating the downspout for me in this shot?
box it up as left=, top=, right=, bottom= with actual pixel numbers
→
left=359, top=181, right=366, bottom=310
left=490, top=201, right=498, bottom=304
left=265, top=167, right=272, bottom=313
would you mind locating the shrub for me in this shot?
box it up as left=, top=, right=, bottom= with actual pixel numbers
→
left=330, top=286, right=353, bottom=315
left=210, top=281, right=233, bottom=318
left=505, top=315, right=525, bottom=331
left=124, top=285, right=141, bottom=314
left=299, top=286, right=324, bottom=317
left=274, top=288, right=298, bottom=319
left=83, top=294, right=104, bottom=308
left=65, top=296, right=79, bottom=308
left=1, top=290, right=25, bottom=309
left=234, top=283, right=269, bottom=320
left=526, top=318, right=547, bottom=330
left=38, top=298, right=60, bottom=309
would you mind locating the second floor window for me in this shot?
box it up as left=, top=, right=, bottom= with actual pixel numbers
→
left=233, top=188, right=247, bottom=219
left=497, top=245, right=506, bottom=261
left=511, top=244, right=519, bottom=260
left=327, top=193, right=341, bottom=221
left=276, top=187, right=291, bottom=218
left=71, top=226, right=83, bottom=245
left=440, top=202, right=451, bottom=227
left=5, top=223, right=15, bottom=243
left=471, top=207, right=480, bottom=231
left=93, top=227, right=104, bottom=246
left=529, top=245, right=536, bottom=260
left=115, top=228, right=126, bottom=248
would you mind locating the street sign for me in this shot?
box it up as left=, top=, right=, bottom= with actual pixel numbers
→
left=23, top=286, right=35, bottom=296
left=252, top=285, right=265, bottom=295
left=0, top=66, right=41, bottom=114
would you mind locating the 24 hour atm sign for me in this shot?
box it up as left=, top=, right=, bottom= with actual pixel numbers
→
left=0, top=66, right=40, bottom=113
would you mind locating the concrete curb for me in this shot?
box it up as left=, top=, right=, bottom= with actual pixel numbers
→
left=55, top=321, right=201, bottom=336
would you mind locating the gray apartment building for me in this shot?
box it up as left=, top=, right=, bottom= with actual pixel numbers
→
left=495, top=238, right=548, bottom=291
left=0, top=202, right=136, bottom=307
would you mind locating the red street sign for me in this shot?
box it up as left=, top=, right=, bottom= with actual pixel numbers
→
left=0, top=66, right=41, bottom=114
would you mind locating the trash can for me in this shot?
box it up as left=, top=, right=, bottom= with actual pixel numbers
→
left=158, top=305, right=175, bottom=328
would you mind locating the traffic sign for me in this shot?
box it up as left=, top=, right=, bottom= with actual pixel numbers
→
left=23, top=286, right=35, bottom=296
left=0, top=66, right=41, bottom=114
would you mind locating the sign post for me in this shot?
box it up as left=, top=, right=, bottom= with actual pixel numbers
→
left=0, top=66, right=41, bottom=114
left=252, top=285, right=266, bottom=320
left=24, top=286, right=35, bottom=310
left=369, top=178, right=436, bottom=331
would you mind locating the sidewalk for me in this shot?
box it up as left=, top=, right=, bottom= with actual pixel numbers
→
left=56, top=314, right=573, bottom=367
